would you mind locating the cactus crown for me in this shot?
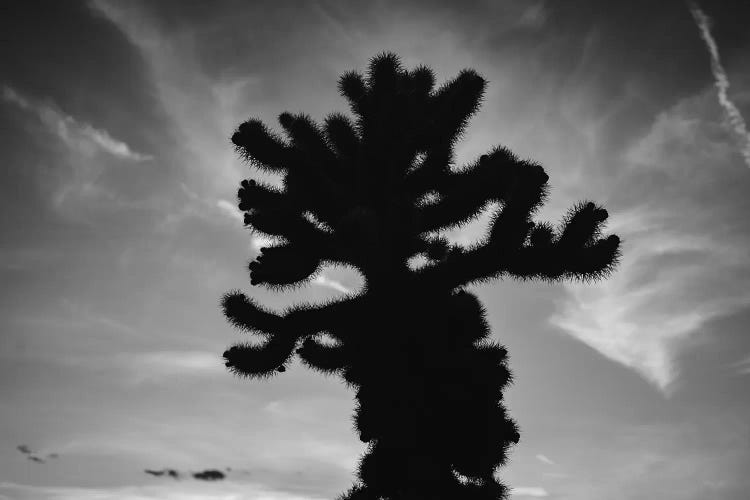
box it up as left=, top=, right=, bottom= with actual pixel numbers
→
left=222, top=52, right=620, bottom=499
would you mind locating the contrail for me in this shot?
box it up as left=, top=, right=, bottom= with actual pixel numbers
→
left=689, top=2, right=750, bottom=168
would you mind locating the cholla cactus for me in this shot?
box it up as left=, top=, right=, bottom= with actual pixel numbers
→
left=222, top=53, right=620, bottom=500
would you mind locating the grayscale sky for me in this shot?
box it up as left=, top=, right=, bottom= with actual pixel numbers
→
left=1, top=1, right=749, bottom=499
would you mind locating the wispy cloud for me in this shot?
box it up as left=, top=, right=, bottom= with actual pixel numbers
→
left=552, top=206, right=750, bottom=393
left=689, top=3, right=750, bottom=167
left=89, top=0, right=248, bottom=195
left=0, top=481, right=323, bottom=500
left=535, top=454, right=555, bottom=465
left=15, top=444, right=58, bottom=464
left=551, top=90, right=750, bottom=394
left=162, top=185, right=245, bottom=232
left=145, top=468, right=180, bottom=479
left=121, top=351, right=224, bottom=382
left=216, top=199, right=243, bottom=222
left=311, top=275, right=351, bottom=294
left=23, top=346, right=226, bottom=383
left=2, top=86, right=152, bottom=162
left=2, top=85, right=155, bottom=214
left=511, top=486, right=549, bottom=497
left=730, top=355, right=750, bottom=375
left=250, top=234, right=279, bottom=252
left=517, top=2, right=547, bottom=29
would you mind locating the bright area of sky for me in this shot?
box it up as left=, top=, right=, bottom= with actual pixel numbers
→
left=1, top=1, right=749, bottom=499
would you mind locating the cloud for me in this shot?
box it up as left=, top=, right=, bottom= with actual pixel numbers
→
left=159, top=185, right=246, bottom=232
left=249, top=233, right=280, bottom=252
left=145, top=469, right=180, bottom=479
left=42, top=349, right=226, bottom=384
left=16, top=445, right=58, bottom=463
left=518, top=3, right=547, bottom=29
left=192, top=469, right=226, bottom=481
left=88, top=0, right=248, bottom=196
left=542, top=472, right=569, bottom=479
left=731, top=355, right=750, bottom=375
left=535, top=454, right=555, bottom=465
left=552, top=206, right=750, bottom=393
left=248, top=238, right=356, bottom=295
left=2, top=86, right=152, bottom=162
left=511, top=486, right=549, bottom=497
left=1, top=85, right=157, bottom=215
left=119, top=351, right=224, bottom=383
left=145, top=467, right=226, bottom=481
left=217, top=199, right=243, bottom=222
left=311, top=275, right=351, bottom=294
left=0, top=481, right=324, bottom=500
left=551, top=90, right=750, bottom=394
left=689, top=3, right=750, bottom=167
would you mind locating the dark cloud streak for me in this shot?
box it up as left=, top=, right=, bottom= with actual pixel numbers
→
left=144, top=468, right=180, bottom=479
left=144, top=467, right=227, bottom=481
left=192, top=469, right=226, bottom=481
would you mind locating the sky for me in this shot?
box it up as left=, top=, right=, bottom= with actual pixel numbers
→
left=1, top=0, right=749, bottom=499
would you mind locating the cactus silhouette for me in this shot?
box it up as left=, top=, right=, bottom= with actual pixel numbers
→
left=222, top=53, right=620, bottom=500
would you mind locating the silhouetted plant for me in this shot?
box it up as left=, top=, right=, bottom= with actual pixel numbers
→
left=222, top=53, right=620, bottom=500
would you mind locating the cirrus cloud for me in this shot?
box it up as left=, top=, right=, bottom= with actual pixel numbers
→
left=2, top=86, right=153, bottom=162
